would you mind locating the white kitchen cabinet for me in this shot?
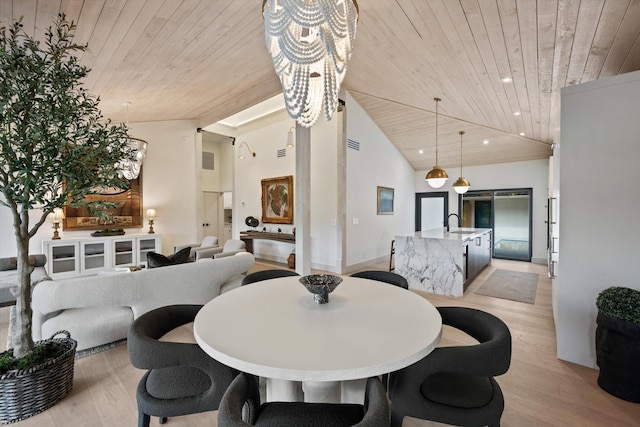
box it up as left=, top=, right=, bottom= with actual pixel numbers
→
left=43, top=234, right=161, bottom=278
left=223, top=192, right=233, bottom=209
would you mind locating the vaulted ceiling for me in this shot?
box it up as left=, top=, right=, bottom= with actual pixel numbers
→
left=3, top=0, right=640, bottom=170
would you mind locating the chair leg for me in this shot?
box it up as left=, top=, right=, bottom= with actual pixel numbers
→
left=390, top=411, right=403, bottom=427
left=138, top=412, right=150, bottom=427
left=159, top=417, right=168, bottom=424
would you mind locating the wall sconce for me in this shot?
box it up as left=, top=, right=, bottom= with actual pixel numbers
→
left=238, top=142, right=256, bottom=160
left=50, top=208, right=64, bottom=240
left=286, top=127, right=295, bottom=148
left=146, top=208, right=157, bottom=234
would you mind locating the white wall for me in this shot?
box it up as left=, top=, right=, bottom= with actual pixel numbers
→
left=201, top=133, right=222, bottom=192
left=557, top=70, right=640, bottom=368
left=415, top=159, right=549, bottom=264
left=345, top=92, right=416, bottom=268
left=0, top=120, right=200, bottom=258
left=230, top=112, right=341, bottom=271
left=130, top=120, right=200, bottom=254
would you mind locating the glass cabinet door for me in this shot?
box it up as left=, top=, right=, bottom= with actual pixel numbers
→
left=50, top=244, right=78, bottom=276
left=113, top=239, right=135, bottom=267
left=137, top=237, right=158, bottom=267
left=81, top=241, right=106, bottom=273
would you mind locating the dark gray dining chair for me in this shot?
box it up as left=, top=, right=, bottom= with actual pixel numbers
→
left=350, top=270, right=409, bottom=289
left=218, top=373, right=389, bottom=427
left=128, top=304, right=237, bottom=427
left=241, top=269, right=299, bottom=286
left=388, top=306, right=511, bottom=427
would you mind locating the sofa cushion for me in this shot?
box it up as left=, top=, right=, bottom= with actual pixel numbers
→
left=147, top=247, right=191, bottom=268
left=41, top=306, right=133, bottom=351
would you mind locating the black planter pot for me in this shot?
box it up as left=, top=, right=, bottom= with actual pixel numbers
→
left=595, top=311, right=640, bottom=403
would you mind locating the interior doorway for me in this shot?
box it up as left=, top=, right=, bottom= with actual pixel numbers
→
left=415, top=192, right=448, bottom=231
left=202, top=191, right=219, bottom=241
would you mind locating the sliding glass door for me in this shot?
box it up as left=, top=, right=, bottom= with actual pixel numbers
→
left=460, top=189, right=532, bottom=262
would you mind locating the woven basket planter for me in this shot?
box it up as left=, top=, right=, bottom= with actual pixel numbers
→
left=0, top=331, right=77, bottom=424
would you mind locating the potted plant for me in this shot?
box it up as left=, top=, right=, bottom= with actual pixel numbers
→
left=0, top=15, right=131, bottom=422
left=595, top=286, right=640, bottom=403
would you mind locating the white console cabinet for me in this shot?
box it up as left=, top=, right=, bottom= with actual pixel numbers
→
left=42, top=234, right=161, bottom=278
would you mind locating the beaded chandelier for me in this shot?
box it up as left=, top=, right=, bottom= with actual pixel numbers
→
left=263, top=0, right=359, bottom=127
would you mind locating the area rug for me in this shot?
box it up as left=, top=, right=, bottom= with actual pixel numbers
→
left=475, top=269, right=538, bottom=304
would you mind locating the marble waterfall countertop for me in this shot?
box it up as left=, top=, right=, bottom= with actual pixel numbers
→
left=395, top=228, right=492, bottom=297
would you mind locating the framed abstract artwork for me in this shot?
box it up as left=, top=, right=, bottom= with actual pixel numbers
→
left=377, top=186, right=394, bottom=215
left=261, top=175, right=293, bottom=224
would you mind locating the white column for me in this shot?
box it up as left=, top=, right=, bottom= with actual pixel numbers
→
left=295, top=124, right=311, bottom=275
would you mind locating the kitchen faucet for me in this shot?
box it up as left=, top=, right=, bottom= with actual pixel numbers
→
left=446, top=213, right=461, bottom=232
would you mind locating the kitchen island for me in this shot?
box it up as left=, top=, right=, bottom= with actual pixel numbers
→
left=394, top=228, right=492, bottom=297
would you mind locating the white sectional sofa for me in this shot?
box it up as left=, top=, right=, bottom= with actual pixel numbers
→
left=31, top=252, right=254, bottom=351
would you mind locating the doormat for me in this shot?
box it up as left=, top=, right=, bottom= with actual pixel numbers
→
left=475, top=269, right=538, bottom=304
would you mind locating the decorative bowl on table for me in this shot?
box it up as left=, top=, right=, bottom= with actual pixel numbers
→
left=299, top=274, right=343, bottom=304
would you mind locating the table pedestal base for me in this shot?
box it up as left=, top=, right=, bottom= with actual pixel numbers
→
left=266, top=379, right=302, bottom=402
left=266, top=378, right=367, bottom=404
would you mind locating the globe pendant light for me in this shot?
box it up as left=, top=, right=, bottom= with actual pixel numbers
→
left=453, top=130, right=471, bottom=194
left=425, top=97, right=448, bottom=188
left=263, top=0, right=359, bottom=128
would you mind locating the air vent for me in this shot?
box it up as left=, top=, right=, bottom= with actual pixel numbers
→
left=202, top=151, right=215, bottom=170
left=277, top=148, right=287, bottom=158
left=347, top=139, right=360, bottom=151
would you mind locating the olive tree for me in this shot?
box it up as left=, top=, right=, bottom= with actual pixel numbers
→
left=0, top=15, right=132, bottom=357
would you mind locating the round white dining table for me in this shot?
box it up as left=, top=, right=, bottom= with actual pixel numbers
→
left=194, top=275, right=442, bottom=403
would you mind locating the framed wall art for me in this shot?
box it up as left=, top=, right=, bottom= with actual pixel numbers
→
left=377, top=186, right=394, bottom=215
left=63, top=173, right=143, bottom=231
left=261, top=175, right=293, bottom=224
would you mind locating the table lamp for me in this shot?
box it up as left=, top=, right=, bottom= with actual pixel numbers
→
left=146, top=209, right=156, bottom=234
left=51, top=208, right=64, bottom=240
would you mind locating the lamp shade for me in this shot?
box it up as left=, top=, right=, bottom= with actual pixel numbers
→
left=452, top=130, right=470, bottom=194
left=453, top=176, right=471, bottom=194
left=52, top=208, right=64, bottom=221
left=425, top=97, right=447, bottom=188
left=263, top=0, right=358, bottom=127
left=425, top=166, right=449, bottom=188
left=146, top=208, right=157, bottom=219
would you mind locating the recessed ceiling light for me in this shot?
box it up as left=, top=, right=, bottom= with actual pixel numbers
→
left=418, top=149, right=424, bottom=154
left=483, top=140, right=489, bottom=145
left=514, top=111, right=521, bottom=116
left=519, top=132, right=525, bottom=136
left=501, top=77, right=513, bottom=83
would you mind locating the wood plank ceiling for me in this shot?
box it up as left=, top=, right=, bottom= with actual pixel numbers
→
left=2, top=0, right=639, bottom=170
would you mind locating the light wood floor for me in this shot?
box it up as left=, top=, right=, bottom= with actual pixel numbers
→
left=1, top=259, right=639, bottom=426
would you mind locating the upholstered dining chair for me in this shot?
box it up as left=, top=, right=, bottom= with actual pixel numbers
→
left=174, top=235, right=219, bottom=261
left=388, top=306, right=512, bottom=427
left=241, top=269, right=300, bottom=286
left=218, top=373, right=389, bottom=427
left=351, top=270, right=409, bottom=289
left=128, top=304, right=237, bottom=427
